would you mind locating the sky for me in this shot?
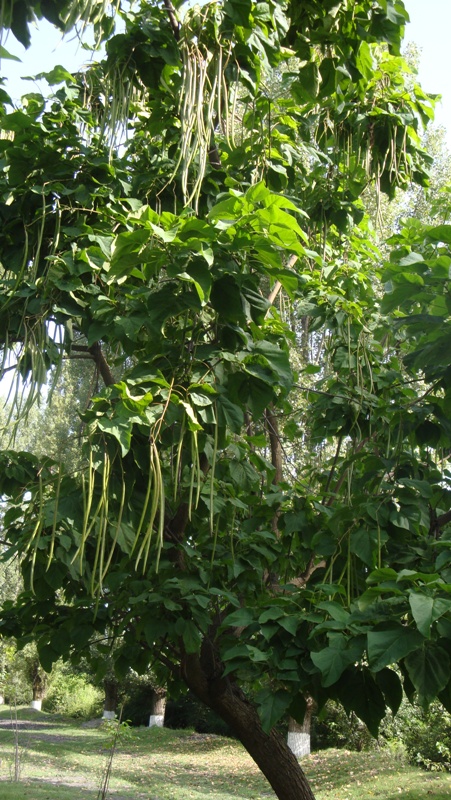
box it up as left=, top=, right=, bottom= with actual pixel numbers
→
left=0, top=0, right=450, bottom=137
left=404, top=0, right=451, bottom=139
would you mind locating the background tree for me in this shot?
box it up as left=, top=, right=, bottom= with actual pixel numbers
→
left=0, top=3, right=447, bottom=800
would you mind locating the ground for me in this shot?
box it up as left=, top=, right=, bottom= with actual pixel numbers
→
left=0, top=708, right=450, bottom=800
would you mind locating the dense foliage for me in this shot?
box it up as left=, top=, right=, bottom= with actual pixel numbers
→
left=0, top=2, right=450, bottom=799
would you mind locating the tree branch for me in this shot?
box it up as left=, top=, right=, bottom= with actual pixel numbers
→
left=266, top=254, right=298, bottom=310
left=88, top=342, right=115, bottom=387
left=433, top=508, right=451, bottom=532
left=163, top=0, right=180, bottom=40
left=265, top=407, right=283, bottom=485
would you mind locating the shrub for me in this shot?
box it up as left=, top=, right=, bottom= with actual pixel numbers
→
left=121, top=680, right=156, bottom=727
left=380, top=700, right=451, bottom=772
left=43, top=668, right=103, bottom=719
left=165, top=692, right=232, bottom=736
left=312, top=701, right=375, bottom=752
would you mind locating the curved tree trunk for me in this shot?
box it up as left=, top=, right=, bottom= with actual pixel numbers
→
left=148, top=688, right=166, bottom=727
left=182, top=650, right=316, bottom=800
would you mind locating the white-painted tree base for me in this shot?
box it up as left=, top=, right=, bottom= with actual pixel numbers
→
left=0, top=695, right=4, bottom=705
left=148, top=714, right=164, bottom=728
left=102, top=710, right=116, bottom=720
left=287, top=731, right=310, bottom=758
left=31, top=700, right=42, bottom=711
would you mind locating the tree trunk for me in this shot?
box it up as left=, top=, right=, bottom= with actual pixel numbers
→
left=182, top=651, right=316, bottom=800
left=31, top=670, right=46, bottom=710
left=288, top=698, right=315, bottom=758
left=103, top=678, right=119, bottom=720
left=148, top=688, right=166, bottom=728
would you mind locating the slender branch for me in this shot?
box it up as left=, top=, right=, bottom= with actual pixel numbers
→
left=322, top=435, right=343, bottom=502
left=163, top=0, right=180, bottom=41
left=88, top=342, right=115, bottom=387
left=266, top=254, right=298, bottom=310
left=325, top=435, right=373, bottom=507
left=265, top=407, right=283, bottom=485
left=435, top=508, right=451, bottom=530
left=267, top=281, right=282, bottom=306
left=288, top=556, right=327, bottom=588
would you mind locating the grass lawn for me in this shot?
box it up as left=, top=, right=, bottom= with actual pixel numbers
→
left=0, top=707, right=449, bottom=800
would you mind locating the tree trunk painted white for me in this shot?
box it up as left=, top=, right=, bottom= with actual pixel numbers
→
left=148, top=714, right=164, bottom=727
left=287, top=729, right=311, bottom=758
left=148, top=690, right=166, bottom=728
left=31, top=699, right=42, bottom=711
left=288, top=698, right=315, bottom=758
left=0, top=694, right=4, bottom=705
left=103, top=678, right=119, bottom=720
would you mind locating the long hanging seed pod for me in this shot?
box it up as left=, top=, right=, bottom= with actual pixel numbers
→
left=209, top=418, right=218, bottom=535
left=90, top=448, right=111, bottom=595
left=27, top=470, right=45, bottom=593
left=100, top=462, right=127, bottom=582
left=134, top=439, right=164, bottom=571
left=73, top=444, right=96, bottom=569
left=46, top=464, right=63, bottom=571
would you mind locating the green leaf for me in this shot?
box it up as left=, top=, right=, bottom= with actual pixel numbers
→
left=405, top=644, right=450, bottom=707
left=311, top=636, right=365, bottom=687
left=222, top=607, right=255, bottom=628
left=181, top=620, right=201, bottom=654
left=367, top=626, right=424, bottom=671
left=409, top=593, right=451, bottom=638
left=317, top=601, right=350, bottom=623
left=356, top=41, right=373, bottom=79
left=35, top=65, right=75, bottom=85
left=211, top=275, right=246, bottom=324
left=335, top=667, right=386, bottom=737
left=217, top=394, right=244, bottom=432
left=287, top=694, right=307, bottom=726
left=10, top=1, right=32, bottom=47
left=375, top=668, right=403, bottom=715
left=222, top=643, right=267, bottom=663
left=251, top=341, right=292, bottom=390
left=426, top=225, right=451, bottom=245
left=96, top=417, right=132, bottom=456
left=277, top=616, right=299, bottom=635
left=37, top=643, right=59, bottom=673
left=350, top=528, right=379, bottom=568
left=186, top=262, right=212, bottom=303
left=0, top=45, right=21, bottom=61
left=255, top=688, right=293, bottom=733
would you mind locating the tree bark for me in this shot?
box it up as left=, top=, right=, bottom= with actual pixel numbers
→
left=31, top=665, right=46, bottom=710
left=149, top=688, right=166, bottom=728
left=288, top=698, right=316, bottom=758
left=182, top=651, right=316, bottom=800
left=103, top=677, right=119, bottom=719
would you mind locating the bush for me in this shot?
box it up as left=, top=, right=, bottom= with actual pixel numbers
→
left=121, top=679, right=156, bottom=727
left=43, top=668, right=103, bottom=719
left=165, top=692, right=232, bottom=737
left=380, top=700, right=451, bottom=772
left=312, top=701, right=375, bottom=752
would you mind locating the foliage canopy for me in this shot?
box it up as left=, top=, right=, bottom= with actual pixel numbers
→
left=0, top=2, right=450, bottom=799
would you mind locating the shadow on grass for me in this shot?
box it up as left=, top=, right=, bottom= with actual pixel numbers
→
left=94, top=748, right=275, bottom=800
left=377, top=791, right=451, bottom=800
left=130, top=727, right=235, bottom=755
left=0, top=780, right=97, bottom=800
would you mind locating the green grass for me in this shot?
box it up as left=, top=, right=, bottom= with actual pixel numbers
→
left=0, top=707, right=450, bottom=800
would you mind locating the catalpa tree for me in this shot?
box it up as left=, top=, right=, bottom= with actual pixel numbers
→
left=1, top=3, right=450, bottom=800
